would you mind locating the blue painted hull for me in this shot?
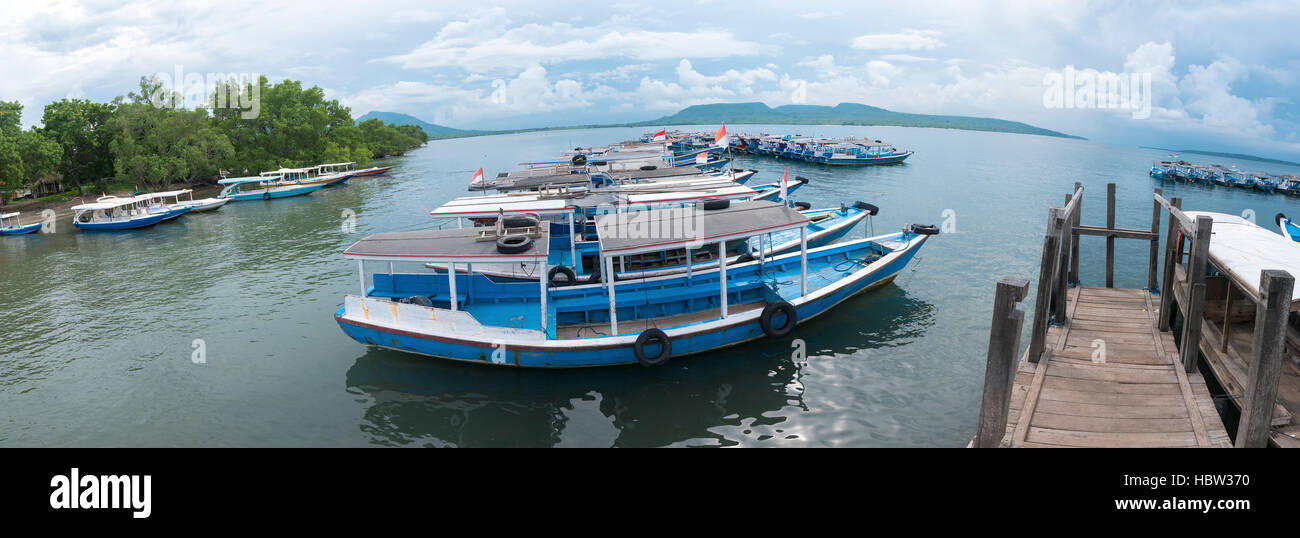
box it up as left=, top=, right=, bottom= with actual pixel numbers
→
left=74, top=212, right=170, bottom=230
left=0, top=222, right=42, bottom=235
left=1282, top=218, right=1300, bottom=242
left=335, top=234, right=929, bottom=367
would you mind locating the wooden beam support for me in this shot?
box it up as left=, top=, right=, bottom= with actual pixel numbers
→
left=975, top=277, right=1030, bottom=448
left=1236, top=269, right=1294, bottom=448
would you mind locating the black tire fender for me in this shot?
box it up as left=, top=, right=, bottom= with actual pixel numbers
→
left=701, top=198, right=730, bottom=210
left=854, top=201, right=879, bottom=215
left=909, top=223, right=940, bottom=235
left=793, top=201, right=811, bottom=210
left=547, top=266, right=576, bottom=286
left=1277, top=212, right=1288, bottom=226
left=634, top=329, right=672, bottom=367
left=760, top=301, right=797, bottom=338
left=496, top=234, right=534, bottom=254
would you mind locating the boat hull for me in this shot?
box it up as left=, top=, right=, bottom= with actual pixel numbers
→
left=335, top=233, right=928, bottom=367
left=74, top=212, right=170, bottom=230
left=351, top=166, right=392, bottom=177
left=0, top=222, right=43, bottom=235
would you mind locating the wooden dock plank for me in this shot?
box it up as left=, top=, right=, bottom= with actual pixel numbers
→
left=998, top=286, right=1230, bottom=448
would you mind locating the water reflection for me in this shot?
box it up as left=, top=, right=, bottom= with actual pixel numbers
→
left=344, top=284, right=935, bottom=447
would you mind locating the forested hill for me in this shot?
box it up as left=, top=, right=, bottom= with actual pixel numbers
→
left=633, top=102, right=1082, bottom=139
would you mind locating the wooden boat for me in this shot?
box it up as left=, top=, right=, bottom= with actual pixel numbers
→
left=334, top=200, right=937, bottom=368
left=217, top=175, right=324, bottom=201
left=350, top=165, right=393, bottom=178
left=427, top=202, right=878, bottom=282
left=1180, top=211, right=1300, bottom=446
left=1277, top=213, right=1300, bottom=242
left=0, top=212, right=42, bottom=235
left=71, top=195, right=182, bottom=230
left=314, top=162, right=359, bottom=186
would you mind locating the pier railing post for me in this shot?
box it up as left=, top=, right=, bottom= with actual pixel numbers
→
left=1179, top=215, right=1213, bottom=372
left=1028, top=207, right=1064, bottom=363
left=975, top=277, right=1031, bottom=448
left=1105, top=182, right=1116, bottom=288
left=1070, top=182, right=1081, bottom=284
left=1158, top=197, right=1182, bottom=331
left=1148, top=188, right=1161, bottom=291
left=1053, top=193, right=1073, bottom=322
left=1236, top=269, right=1294, bottom=448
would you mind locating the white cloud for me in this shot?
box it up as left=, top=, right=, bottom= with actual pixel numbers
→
left=383, top=8, right=761, bottom=73
left=851, top=30, right=943, bottom=51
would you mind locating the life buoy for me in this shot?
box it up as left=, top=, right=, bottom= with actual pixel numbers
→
left=702, top=198, right=730, bottom=210
left=793, top=201, right=811, bottom=210
left=571, top=154, right=587, bottom=166
left=854, top=201, right=879, bottom=215
left=760, top=301, right=797, bottom=338
left=634, top=328, right=672, bottom=367
left=909, top=223, right=940, bottom=235
left=496, top=234, right=533, bottom=254
left=547, top=266, right=576, bottom=286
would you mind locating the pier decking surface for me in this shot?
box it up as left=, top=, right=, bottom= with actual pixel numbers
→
left=999, top=286, right=1231, bottom=448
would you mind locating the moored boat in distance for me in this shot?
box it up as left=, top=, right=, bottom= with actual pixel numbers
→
left=217, top=175, right=325, bottom=201
left=0, top=212, right=43, bottom=235
left=349, top=165, right=393, bottom=178
left=334, top=200, right=937, bottom=368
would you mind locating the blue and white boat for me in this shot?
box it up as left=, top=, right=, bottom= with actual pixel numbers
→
left=427, top=201, right=877, bottom=283
left=1277, top=213, right=1300, bottom=242
left=810, top=139, right=913, bottom=165
left=217, top=175, right=324, bottom=201
left=0, top=212, right=42, bottom=235
left=71, top=194, right=182, bottom=230
left=334, top=200, right=937, bottom=368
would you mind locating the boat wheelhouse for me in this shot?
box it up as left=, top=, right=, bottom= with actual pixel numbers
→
left=334, top=200, right=936, bottom=368
left=0, top=212, right=42, bottom=235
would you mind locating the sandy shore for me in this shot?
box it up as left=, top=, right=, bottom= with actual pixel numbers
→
left=1, top=183, right=224, bottom=220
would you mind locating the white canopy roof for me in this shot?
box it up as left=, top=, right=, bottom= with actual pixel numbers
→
left=71, top=195, right=150, bottom=211
left=1185, top=211, right=1300, bottom=305
left=0, top=212, right=19, bottom=219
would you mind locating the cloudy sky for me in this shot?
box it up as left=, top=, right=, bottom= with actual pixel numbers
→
left=5, top=1, right=1299, bottom=158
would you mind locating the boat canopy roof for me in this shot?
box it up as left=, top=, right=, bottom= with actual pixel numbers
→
left=318, top=162, right=355, bottom=168
left=70, top=195, right=151, bottom=211
left=219, top=176, right=268, bottom=184
left=1185, top=211, right=1300, bottom=306
left=148, top=189, right=192, bottom=198
left=343, top=228, right=551, bottom=263
left=0, top=212, right=19, bottom=219
left=431, top=184, right=756, bottom=219
left=596, top=200, right=810, bottom=257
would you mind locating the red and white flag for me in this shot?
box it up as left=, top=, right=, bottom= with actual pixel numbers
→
left=780, top=166, right=789, bottom=201
left=652, top=129, right=667, bottom=142
left=696, top=150, right=708, bottom=164
left=470, top=167, right=484, bottom=185
left=714, top=123, right=728, bottom=146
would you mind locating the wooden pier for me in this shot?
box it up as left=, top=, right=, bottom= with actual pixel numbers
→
left=974, top=183, right=1294, bottom=448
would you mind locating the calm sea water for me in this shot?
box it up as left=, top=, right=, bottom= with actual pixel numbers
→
left=3, top=125, right=1297, bottom=447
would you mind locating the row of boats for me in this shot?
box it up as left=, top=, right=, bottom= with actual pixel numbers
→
left=1149, top=160, right=1300, bottom=194
left=649, top=130, right=914, bottom=166
left=0, top=162, right=392, bottom=234
left=333, top=136, right=938, bottom=368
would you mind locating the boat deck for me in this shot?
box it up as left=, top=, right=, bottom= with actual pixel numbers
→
left=999, top=286, right=1231, bottom=447
left=556, top=301, right=765, bottom=339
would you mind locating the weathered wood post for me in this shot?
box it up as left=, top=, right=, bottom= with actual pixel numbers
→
left=1105, top=182, right=1117, bottom=288
left=1028, top=207, right=1065, bottom=363
left=1148, top=188, right=1162, bottom=291
left=1070, top=182, right=1081, bottom=284
left=1236, top=270, right=1294, bottom=448
left=975, top=277, right=1031, bottom=448
left=1053, top=195, right=1072, bottom=322
left=1180, top=215, right=1213, bottom=373
left=1158, top=197, right=1182, bottom=331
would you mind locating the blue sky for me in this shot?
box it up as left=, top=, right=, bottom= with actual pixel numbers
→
left=5, top=1, right=1300, bottom=159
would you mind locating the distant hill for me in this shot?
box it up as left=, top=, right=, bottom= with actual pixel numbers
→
left=355, top=111, right=478, bottom=139
left=633, top=102, right=1083, bottom=139
left=1142, top=147, right=1300, bottom=167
